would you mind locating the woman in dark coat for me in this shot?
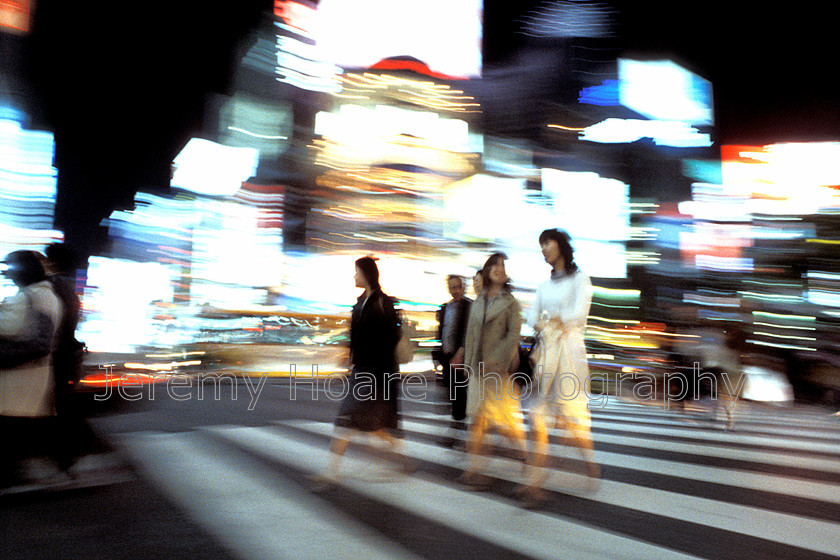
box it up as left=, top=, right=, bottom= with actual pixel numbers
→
left=312, top=256, right=409, bottom=487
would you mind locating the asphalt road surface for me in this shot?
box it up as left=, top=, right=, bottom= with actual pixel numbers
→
left=3, top=376, right=840, bottom=560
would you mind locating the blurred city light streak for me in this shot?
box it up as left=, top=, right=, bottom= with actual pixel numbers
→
left=749, top=339, right=818, bottom=352
left=579, top=118, right=712, bottom=148
left=314, top=104, right=476, bottom=153
left=520, top=0, right=615, bottom=38
left=77, top=257, right=175, bottom=352
left=306, top=99, right=484, bottom=263
left=274, top=0, right=341, bottom=93
left=0, top=109, right=63, bottom=297
left=547, top=123, right=586, bottom=134
left=626, top=250, right=660, bottom=266
left=807, top=271, right=840, bottom=308
left=660, top=142, right=840, bottom=365
left=77, top=373, right=171, bottom=389
left=721, top=143, right=840, bottom=215
left=226, top=127, right=287, bottom=140
left=311, top=137, right=479, bottom=175
left=336, top=73, right=481, bottom=113
left=577, top=78, right=621, bottom=106
left=123, top=361, right=204, bottom=372
left=592, top=286, right=640, bottom=301
left=322, top=168, right=451, bottom=196
left=80, top=174, right=287, bottom=351
left=217, top=94, right=293, bottom=165
left=0, top=115, right=58, bottom=227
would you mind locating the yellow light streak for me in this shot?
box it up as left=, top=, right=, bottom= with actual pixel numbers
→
left=547, top=124, right=586, bottom=132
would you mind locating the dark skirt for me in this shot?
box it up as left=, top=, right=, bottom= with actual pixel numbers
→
left=335, top=366, right=400, bottom=433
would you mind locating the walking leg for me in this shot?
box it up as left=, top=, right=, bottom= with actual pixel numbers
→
left=459, top=414, right=491, bottom=490
left=310, top=429, right=352, bottom=491
left=568, top=422, right=599, bottom=479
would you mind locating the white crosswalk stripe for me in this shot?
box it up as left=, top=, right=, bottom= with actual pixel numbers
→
left=276, top=418, right=840, bottom=555
left=112, top=400, right=840, bottom=560
left=116, top=429, right=426, bottom=560
left=204, top=423, right=706, bottom=560
left=400, top=414, right=840, bottom=504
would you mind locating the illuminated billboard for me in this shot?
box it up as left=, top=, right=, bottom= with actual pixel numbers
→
left=721, top=143, right=840, bottom=214
left=542, top=169, right=630, bottom=279
left=618, top=59, right=713, bottom=125
left=171, top=138, right=259, bottom=197
left=315, top=0, right=483, bottom=79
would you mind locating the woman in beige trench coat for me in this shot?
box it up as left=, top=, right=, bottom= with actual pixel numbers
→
left=459, top=253, right=528, bottom=489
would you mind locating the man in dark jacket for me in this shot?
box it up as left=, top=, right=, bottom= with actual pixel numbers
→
left=44, top=244, right=82, bottom=394
left=44, top=244, right=91, bottom=473
left=435, top=275, right=472, bottom=447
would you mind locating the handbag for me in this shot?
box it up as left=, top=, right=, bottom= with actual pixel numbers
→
left=0, top=292, right=53, bottom=369
left=512, top=337, right=538, bottom=388
left=378, top=295, right=414, bottom=364
left=395, top=330, right=413, bottom=364
left=395, top=308, right=414, bottom=364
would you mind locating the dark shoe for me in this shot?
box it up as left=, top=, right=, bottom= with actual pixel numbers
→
left=457, top=472, right=492, bottom=491
left=396, top=457, right=418, bottom=475
left=516, top=485, right=549, bottom=509
left=307, top=474, right=337, bottom=493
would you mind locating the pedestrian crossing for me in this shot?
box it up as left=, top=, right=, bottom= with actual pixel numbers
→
left=114, top=400, right=840, bottom=560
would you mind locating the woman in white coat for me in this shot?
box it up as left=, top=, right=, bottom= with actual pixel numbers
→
left=0, top=250, right=63, bottom=487
left=520, top=230, right=599, bottom=505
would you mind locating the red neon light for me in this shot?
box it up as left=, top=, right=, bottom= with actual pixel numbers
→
left=274, top=0, right=317, bottom=35
left=368, top=59, right=465, bottom=81
left=0, top=0, right=31, bottom=34
left=721, top=145, right=766, bottom=165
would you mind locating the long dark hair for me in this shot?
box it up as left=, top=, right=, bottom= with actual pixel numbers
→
left=355, top=256, right=381, bottom=292
left=538, top=228, right=578, bottom=274
left=481, top=252, right=511, bottom=292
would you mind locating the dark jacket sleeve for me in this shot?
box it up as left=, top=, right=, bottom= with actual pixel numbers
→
left=436, top=303, right=446, bottom=342
left=456, top=299, right=472, bottom=349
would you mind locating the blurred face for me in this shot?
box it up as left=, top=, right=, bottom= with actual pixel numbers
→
left=541, top=239, right=565, bottom=270
left=2, top=261, right=21, bottom=287
left=354, top=266, right=369, bottom=289
left=472, top=273, right=483, bottom=295
left=447, top=277, right=465, bottom=300
left=487, top=260, right=507, bottom=287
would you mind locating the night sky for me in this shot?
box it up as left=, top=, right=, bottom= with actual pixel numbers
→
left=8, top=1, right=839, bottom=256
left=614, top=2, right=839, bottom=145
